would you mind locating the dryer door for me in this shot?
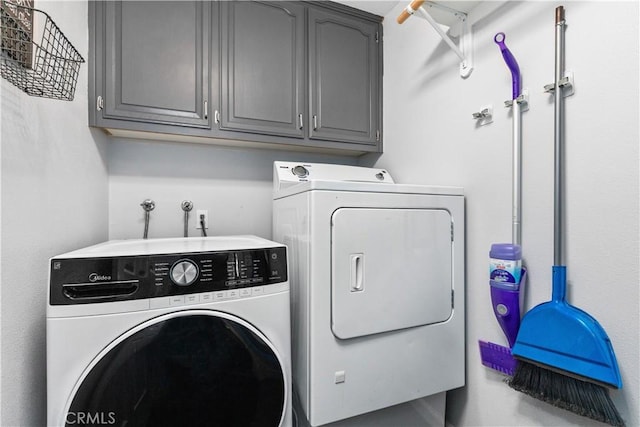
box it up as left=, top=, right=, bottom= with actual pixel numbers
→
left=331, top=208, right=453, bottom=339
left=63, top=311, right=286, bottom=427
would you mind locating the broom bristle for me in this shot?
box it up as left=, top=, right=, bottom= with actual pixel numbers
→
left=508, top=360, right=625, bottom=427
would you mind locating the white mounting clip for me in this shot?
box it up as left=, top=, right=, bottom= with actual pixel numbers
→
left=504, top=88, right=530, bottom=112
left=472, top=105, right=493, bottom=126
left=544, top=71, right=574, bottom=97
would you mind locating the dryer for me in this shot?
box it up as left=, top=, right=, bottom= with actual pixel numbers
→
left=47, top=236, right=292, bottom=427
left=272, top=162, right=465, bottom=426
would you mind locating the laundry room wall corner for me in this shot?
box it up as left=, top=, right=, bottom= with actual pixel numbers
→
left=378, top=1, right=639, bottom=426
left=1, top=1, right=109, bottom=425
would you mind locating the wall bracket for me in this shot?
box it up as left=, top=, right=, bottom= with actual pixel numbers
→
left=397, top=0, right=473, bottom=78
left=544, top=71, right=574, bottom=97
left=472, top=105, right=493, bottom=126
left=504, top=88, right=530, bottom=112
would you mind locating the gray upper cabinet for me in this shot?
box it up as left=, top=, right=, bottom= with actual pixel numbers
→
left=93, top=1, right=212, bottom=128
left=89, top=1, right=382, bottom=154
left=221, top=1, right=305, bottom=138
left=308, top=6, right=381, bottom=145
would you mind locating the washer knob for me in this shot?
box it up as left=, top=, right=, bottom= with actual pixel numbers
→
left=170, top=260, right=198, bottom=286
left=292, top=165, right=309, bottom=178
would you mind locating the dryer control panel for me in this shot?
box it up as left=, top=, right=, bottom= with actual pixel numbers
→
left=273, top=161, right=394, bottom=193
left=49, top=247, right=287, bottom=305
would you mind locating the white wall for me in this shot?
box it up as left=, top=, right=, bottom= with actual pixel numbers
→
left=0, top=2, right=109, bottom=425
left=108, top=139, right=357, bottom=241
left=375, top=1, right=639, bottom=426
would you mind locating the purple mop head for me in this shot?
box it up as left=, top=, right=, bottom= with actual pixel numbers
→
left=479, top=341, right=518, bottom=376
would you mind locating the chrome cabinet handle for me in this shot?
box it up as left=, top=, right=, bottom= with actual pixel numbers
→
left=204, top=101, right=208, bottom=119
left=298, top=113, right=303, bottom=129
left=313, top=115, right=318, bottom=130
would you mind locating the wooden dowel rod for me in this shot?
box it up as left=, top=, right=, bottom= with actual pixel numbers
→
left=397, top=0, right=426, bottom=24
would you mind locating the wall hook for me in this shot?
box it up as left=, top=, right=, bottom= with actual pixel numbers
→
left=544, top=71, right=574, bottom=97
left=472, top=105, right=493, bottom=126
left=504, top=88, right=530, bottom=112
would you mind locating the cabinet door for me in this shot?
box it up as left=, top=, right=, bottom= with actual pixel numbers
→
left=308, top=8, right=381, bottom=145
left=102, top=1, right=211, bottom=128
left=221, top=1, right=305, bottom=138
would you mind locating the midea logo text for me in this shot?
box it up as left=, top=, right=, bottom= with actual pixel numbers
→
left=88, top=273, right=111, bottom=282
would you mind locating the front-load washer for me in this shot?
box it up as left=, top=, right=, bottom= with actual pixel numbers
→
left=272, top=162, right=465, bottom=426
left=47, top=236, right=292, bottom=427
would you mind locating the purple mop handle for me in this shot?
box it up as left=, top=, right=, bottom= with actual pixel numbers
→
left=494, top=32, right=521, bottom=99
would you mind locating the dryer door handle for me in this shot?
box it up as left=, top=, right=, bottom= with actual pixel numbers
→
left=350, top=254, right=364, bottom=292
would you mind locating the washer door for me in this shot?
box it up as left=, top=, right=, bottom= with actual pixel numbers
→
left=64, top=311, right=286, bottom=427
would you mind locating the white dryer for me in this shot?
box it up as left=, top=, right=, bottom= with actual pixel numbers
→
left=272, top=162, right=465, bottom=426
left=47, top=236, right=292, bottom=427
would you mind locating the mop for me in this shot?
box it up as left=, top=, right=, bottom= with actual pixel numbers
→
left=478, top=32, right=526, bottom=376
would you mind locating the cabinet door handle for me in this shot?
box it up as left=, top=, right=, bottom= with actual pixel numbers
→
left=204, top=101, right=208, bottom=119
left=313, top=115, right=318, bottom=131
left=298, top=113, right=303, bottom=129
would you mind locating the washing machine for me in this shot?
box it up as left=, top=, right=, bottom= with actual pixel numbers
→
left=47, top=236, right=292, bottom=427
left=272, top=162, right=465, bottom=426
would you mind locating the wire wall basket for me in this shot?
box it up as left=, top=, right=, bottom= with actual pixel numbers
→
left=1, top=2, right=84, bottom=101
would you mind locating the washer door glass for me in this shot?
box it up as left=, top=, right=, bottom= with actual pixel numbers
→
left=66, top=312, right=285, bottom=427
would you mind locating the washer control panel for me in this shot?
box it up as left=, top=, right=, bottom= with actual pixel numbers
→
left=50, top=247, right=287, bottom=305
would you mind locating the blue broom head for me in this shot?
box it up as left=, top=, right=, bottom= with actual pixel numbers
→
left=511, top=266, right=623, bottom=389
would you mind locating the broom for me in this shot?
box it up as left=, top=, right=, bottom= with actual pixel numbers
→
left=508, top=6, right=625, bottom=427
